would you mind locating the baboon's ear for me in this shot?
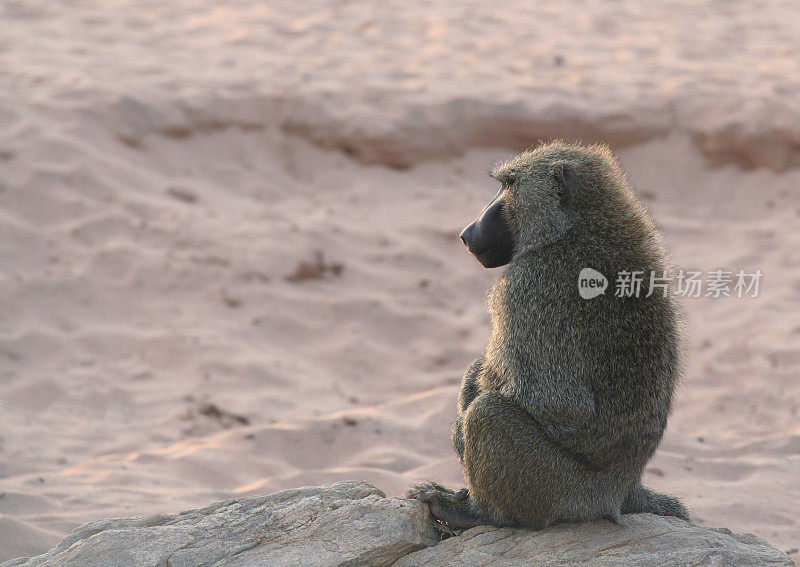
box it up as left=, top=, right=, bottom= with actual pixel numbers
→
left=553, top=162, right=573, bottom=209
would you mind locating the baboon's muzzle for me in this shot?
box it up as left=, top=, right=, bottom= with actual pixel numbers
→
left=460, top=187, right=514, bottom=268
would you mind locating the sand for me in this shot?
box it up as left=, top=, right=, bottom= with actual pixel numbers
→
left=1, top=0, right=799, bottom=561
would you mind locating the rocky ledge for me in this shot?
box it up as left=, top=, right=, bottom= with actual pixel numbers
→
left=2, top=481, right=793, bottom=567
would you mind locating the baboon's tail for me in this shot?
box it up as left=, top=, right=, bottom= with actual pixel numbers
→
left=621, top=484, right=690, bottom=522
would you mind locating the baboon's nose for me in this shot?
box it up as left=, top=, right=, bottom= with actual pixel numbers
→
left=459, top=224, right=474, bottom=247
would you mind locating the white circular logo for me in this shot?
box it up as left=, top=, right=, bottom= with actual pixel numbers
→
left=578, top=268, right=608, bottom=299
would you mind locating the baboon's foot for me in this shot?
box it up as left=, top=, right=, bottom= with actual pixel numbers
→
left=406, top=482, right=486, bottom=532
left=453, top=487, right=469, bottom=500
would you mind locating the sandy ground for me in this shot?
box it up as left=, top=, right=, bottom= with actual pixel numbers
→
left=1, top=0, right=799, bottom=562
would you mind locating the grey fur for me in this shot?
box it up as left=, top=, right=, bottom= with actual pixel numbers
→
left=407, top=141, right=689, bottom=531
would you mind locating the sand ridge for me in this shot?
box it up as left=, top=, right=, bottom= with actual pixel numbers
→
left=3, top=1, right=800, bottom=169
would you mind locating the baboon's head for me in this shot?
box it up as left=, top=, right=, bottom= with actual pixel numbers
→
left=460, top=141, right=629, bottom=268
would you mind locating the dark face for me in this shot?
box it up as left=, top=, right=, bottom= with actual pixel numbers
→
left=459, top=186, right=515, bottom=268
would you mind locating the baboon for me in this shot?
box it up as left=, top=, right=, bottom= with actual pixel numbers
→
left=408, top=141, right=689, bottom=531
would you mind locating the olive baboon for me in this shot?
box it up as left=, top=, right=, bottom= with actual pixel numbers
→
left=408, top=141, right=689, bottom=530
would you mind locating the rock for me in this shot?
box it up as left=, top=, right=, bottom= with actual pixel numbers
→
left=395, top=514, right=796, bottom=567
left=2, top=481, right=793, bottom=567
left=0, top=481, right=438, bottom=567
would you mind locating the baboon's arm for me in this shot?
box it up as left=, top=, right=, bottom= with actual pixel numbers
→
left=457, top=358, right=483, bottom=413
left=451, top=416, right=465, bottom=460
left=452, top=358, right=484, bottom=460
